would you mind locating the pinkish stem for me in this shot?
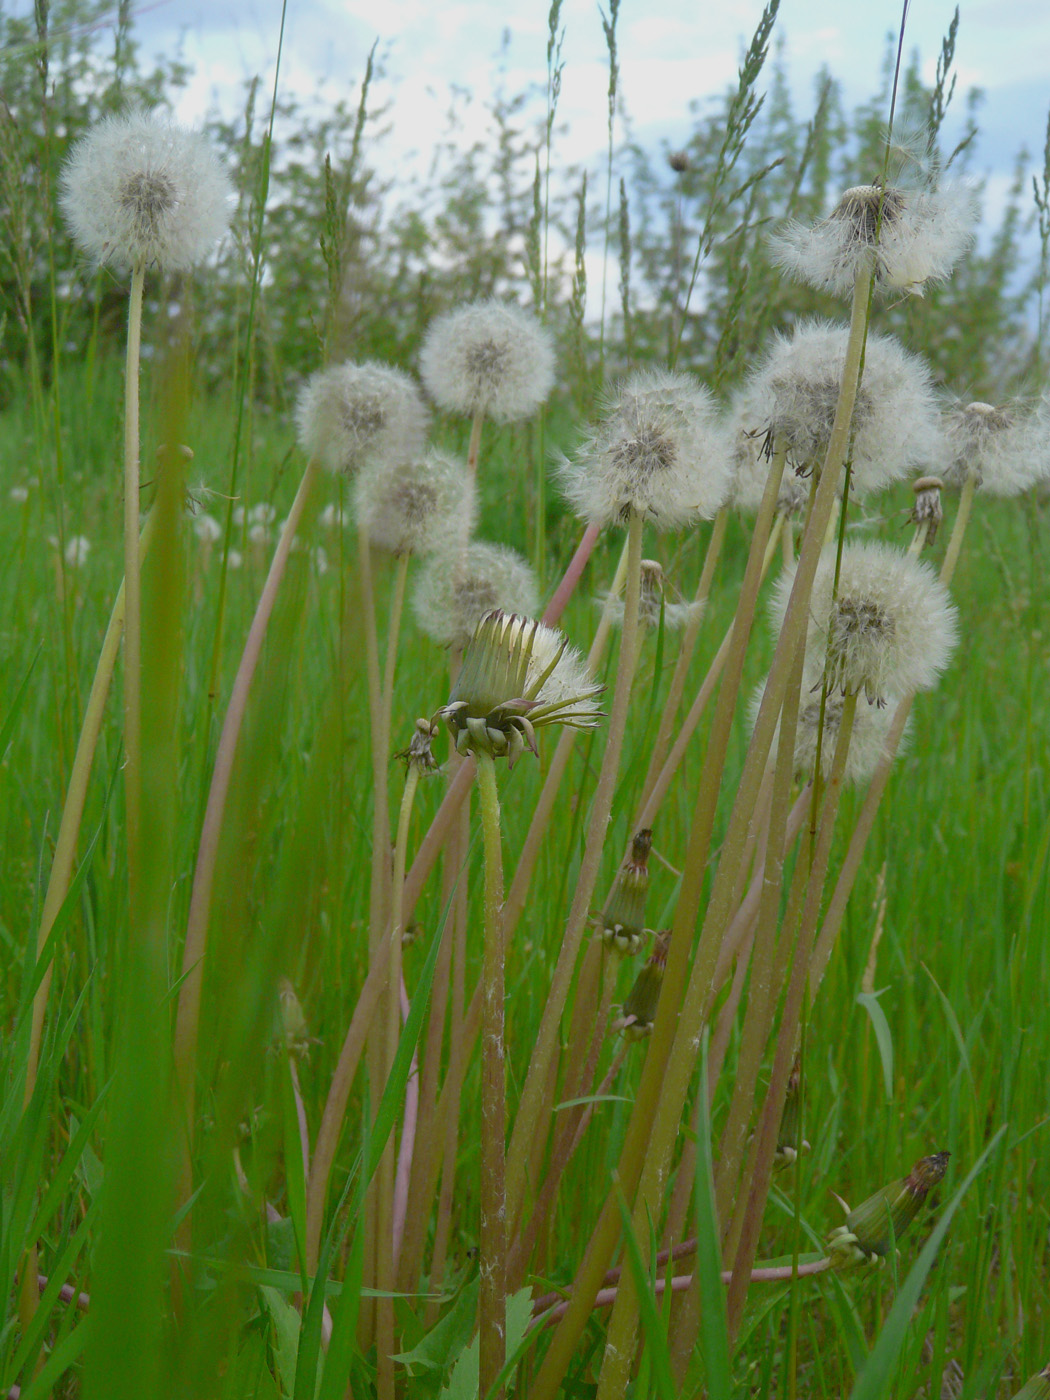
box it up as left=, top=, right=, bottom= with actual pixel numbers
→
left=392, top=975, right=419, bottom=1265
left=542, top=521, right=601, bottom=626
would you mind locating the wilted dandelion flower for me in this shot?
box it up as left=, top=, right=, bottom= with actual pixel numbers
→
left=420, top=300, right=556, bottom=423
left=942, top=396, right=1050, bottom=496
left=60, top=109, right=232, bottom=271
left=771, top=177, right=976, bottom=298
left=594, top=829, right=653, bottom=956
left=414, top=540, right=539, bottom=649
left=353, top=449, right=475, bottom=557
left=435, top=610, right=603, bottom=764
left=773, top=1057, right=810, bottom=1168
left=744, top=322, right=944, bottom=495
left=614, top=929, right=670, bottom=1039
left=772, top=542, right=958, bottom=705
left=827, top=1151, right=949, bottom=1267
left=560, top=368, right=731, bottom=529
left=295, top=362, right=430, bottom=477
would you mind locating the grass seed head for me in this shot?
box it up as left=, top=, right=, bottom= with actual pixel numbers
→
left=60, top=109, right=232, bottom=271
left=559, top=368, right=732, bottom=529
left=295, top=361, right=430, bottom=477
left=420, top=299, right=556, bottom=422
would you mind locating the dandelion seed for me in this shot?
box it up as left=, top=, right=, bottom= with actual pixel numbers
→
left=60, top=109, right=232, bottom=271
left=435, top=610, right=603, bottom=765
left=559, top=368, right=731, bottom=529
left=353, top=449, right=475, bottom=557
left=414, top=540, right=539, bottom=649
left=827, top=1151, right=949, bottom=1267
left=744, top=322, right=944, bottom=495
left=295, top=361, right=430, bottom=477
left=772, top=542, right=957, bottom=706
left=420, top=300, right=556, bottom=423
left=942, top=396, right=1050, bottom=497
left=770, top=176, right=976, bottom=298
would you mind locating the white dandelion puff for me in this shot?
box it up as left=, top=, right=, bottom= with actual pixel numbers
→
left=603, top=559, right=704, bottom=631
left=726, top=386, right=811, bottom=517
left=771, top=542, right=958, bottom=705
left=295, top=361, right=430, bottom=477
left=60, top=109, right=232, bottom=271
left=10, top=485, right=30, bottom=504
left=63, top=535, right=92, bottom=569
left=193, top=512, right=223, bottom=543
left=770, top=178, right=977, bottom=298
left=420, top=300, right=556, bottom=423
left=413, top=541, right=539, bottom=649
left=353, top=449, right=475, bottom=557
left=559, top=368, right=732, bottom=529
left=942, top=396, right=1050, bottom=497
left=752, top=674, right=910, bottom=785
left=743, top=322, right=944, bottom=496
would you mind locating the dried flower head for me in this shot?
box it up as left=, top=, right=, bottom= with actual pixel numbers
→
left=743, top=323, right=944, bottom=496
left=909, top=475, right=944, bottom=547
left=420, top=300, right=556, bottom=423
left=414, top=540, right=539, bottom=649
left=60, top=109, right=232, bottom=271
left=595, top=829, right=653, bottom=956
left=395, top=718, right=442, bottom=775
left=942, top=397, right=1050, bottom=497
left=353, top=449, right=475, bottom=557
left=827, top=1151, right=949, bottom=1267
left=435, top=611, right=603, bottom=764
left=603, top=559, right=704, bottom=631
left=295, top=362, right=430, bottom=477
left=614, top=930, right=671, bottom=1039
left=560, top=368, right=731, bottom=529
left=770, top=177, right=976, bottom=298
left=772, top=542, right=958, bottom=706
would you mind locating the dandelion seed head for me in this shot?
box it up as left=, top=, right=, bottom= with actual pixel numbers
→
left=559, top=368, right=732, bottom=529
left=354, top=449, right=475, bottom=557
left=295, top=361, right=430, bottom=477
left=751, top=676, right=910, bottom=784
left=63, top=535, right=91, bottom=569
left=414, top=541, right=539, bottom=649
left=771, top=542, right=957, bottom=704
left=745, top=323, right=944, bottom=496
left=420, top=300, right=556, bottom=422
left=10, top=485, right=30, bottom=504
left=770, top=177, right=976, bottom=298
left=193, top=512, right=222, bottom=543
left=943, top=396, right=1050, bottom=496
left=60, top=109, right=232, bottom=271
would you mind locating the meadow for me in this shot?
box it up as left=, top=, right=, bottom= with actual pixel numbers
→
left=1, top=2, right=1049, bottom=1397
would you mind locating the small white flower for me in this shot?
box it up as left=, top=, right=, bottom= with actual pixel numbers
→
left=559, top=368, right=732, bottom=529
left=295, top=361, right=430, bottom=477
left=942, top=396, right=1050, bottom=497
left=420, top=300, right=556, bottom=422
left=770, top=179, right=977, bottom=298
left=353, top=449, right=475, bottom=557
left=414, top=540, right=539, bottom=649
left=743, top=322, right=944, bottom=496
left=60, top=109, right=232, bottom=271
left=63, top=535, right=91, bottom=569
left=771, top=542, right=958, bottom=705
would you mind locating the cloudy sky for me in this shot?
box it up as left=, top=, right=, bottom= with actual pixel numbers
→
left=101, top=0, right=1048, bottom=189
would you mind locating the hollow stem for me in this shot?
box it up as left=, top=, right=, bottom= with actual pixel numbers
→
left=123, top=259, right=146, bottom=905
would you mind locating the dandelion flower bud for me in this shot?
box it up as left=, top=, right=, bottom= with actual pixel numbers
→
left=560, top=368, right=732, bottom=529
left=772, top=542, right=958, bottom=706
left=435, top=610, right=603, bottom=764
left=942, top=397, right=1050, bottom=497
left=295, top=361, right=430, bottom=477
left=1010, top=1363, right=1050, bottom=1400
left=770, top=177, right=976, bottom=299
left=420, top=299, right=556, bottom=422
left=60, top=109, right=232, bottom=271
left=614, top=929, right=670, bottom=1039
left=774, top=1057, right=810, bottom=1169
left=745, top=323, right=944, bottom=496
left=277, top=978, right=313, bottom=1061
left=413, top=540, right=539, bottom=649
left=595, top=829, right=653, bottom=956
left=827, top=1151, right=949, bottom=1267
left=353, top=449, right=475, bottom=557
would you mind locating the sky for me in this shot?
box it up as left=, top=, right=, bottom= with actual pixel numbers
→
left=110, top=0, right=1049, bottom=191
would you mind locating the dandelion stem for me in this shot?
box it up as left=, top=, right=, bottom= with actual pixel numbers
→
left=123, top=259, right=146, bottom=909
left=475, top=749, right=507, bottom=1400
left=543, top=521, right=602, bottom=626
left=466, top=410, right=485, bottom=477
left=941, top=468, right=977, bottom=582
